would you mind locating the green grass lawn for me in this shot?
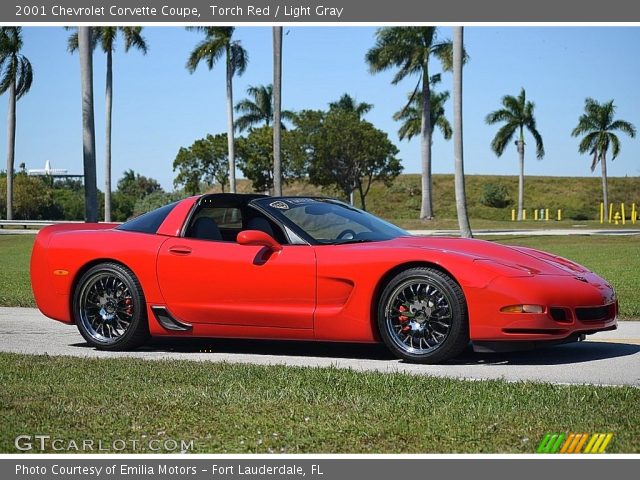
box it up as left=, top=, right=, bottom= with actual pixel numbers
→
left=1, top=352, right=638, bottom=453
left=1, top=233, right=638, bottom=318
left=0, top=235, right=33, bottom=307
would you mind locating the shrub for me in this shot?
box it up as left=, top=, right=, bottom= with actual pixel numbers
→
left=480, top=183, right=511, bottom=208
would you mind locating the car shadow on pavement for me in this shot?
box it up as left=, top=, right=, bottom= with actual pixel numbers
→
left=449, top=341, right=640, bottom=366
left=144, top=337, right=397, bottom=360
left=71, top=338, right=640, bottom=366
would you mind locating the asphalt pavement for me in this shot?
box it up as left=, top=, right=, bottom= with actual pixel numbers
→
left=1, top=307, right=638, bottom=386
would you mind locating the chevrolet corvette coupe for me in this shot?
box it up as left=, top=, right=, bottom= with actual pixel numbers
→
left=30, top=194, right=618, bottom=363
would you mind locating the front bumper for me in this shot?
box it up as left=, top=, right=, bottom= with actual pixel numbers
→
left=466, top=273, right=618, bottom=342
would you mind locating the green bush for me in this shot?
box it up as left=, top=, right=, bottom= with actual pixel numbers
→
left=480, top=183, right=512, bottom=208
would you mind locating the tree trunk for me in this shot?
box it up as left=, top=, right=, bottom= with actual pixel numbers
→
left=357, top=181, right=367, bottom=211
left=79, top=27, right=98, bottom=223
left=226, top=48, right=236, bottom=193
left=601, top=149, right=608, bottom=213
left=272, top=26, right=283, bottom=197
left=452, top=27, right=472, bottom=238
left=104, top=48, right=113, bottom=222
left=420, top=63, right=433, bottom=220
left=5, top=80, right=16, bottom=220
left=516, top=129, right=525, bottom=221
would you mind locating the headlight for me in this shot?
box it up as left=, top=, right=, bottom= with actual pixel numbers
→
left=500, top=304, right=545, bottom=314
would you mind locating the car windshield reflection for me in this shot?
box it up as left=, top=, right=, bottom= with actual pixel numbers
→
left=253, top=197, right=409, bottom=245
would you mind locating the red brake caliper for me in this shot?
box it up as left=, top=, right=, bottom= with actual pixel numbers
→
left=399, top=305, right=411, bottom=332
left=124, top=297, right=132, bottom=316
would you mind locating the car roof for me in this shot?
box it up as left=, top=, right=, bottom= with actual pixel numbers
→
left=198, top=193, right=332, bottom=207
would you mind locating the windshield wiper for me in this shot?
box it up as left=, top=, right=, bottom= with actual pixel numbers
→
left=332, top=238, right=374, bottom=245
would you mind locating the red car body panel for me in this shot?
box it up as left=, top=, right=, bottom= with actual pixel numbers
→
left=30, top=196, right=617, bottom=348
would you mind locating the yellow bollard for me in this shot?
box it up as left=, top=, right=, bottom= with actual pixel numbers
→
left=511, top=209, right=516, bottom=221
left=534, top=209, right=538, bottom=221
left=633, top=203, right=637, bottom=224
left=557, top=209, right=562, bottom=221
left=523, top=209, right=527, bottom=221
left=621, top=203, right=626, bottom=225
left=609, top=203, right=614, bottom=223
left=545, top=208, right=549, bottom=221
left=600, top=202, right=604, bottom=224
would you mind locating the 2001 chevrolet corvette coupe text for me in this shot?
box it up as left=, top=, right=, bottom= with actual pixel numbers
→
left=30, top=194, right=617, bottom=363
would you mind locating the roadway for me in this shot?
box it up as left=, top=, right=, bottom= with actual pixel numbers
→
left=1, top=307, right=638, bottom=387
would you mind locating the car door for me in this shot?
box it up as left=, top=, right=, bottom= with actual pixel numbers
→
left=156, top=236, right=316, bottom=330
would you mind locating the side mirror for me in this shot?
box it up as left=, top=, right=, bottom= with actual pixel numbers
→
left=237, top=230, right=283, bottom=252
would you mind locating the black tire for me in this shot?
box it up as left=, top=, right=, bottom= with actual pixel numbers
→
left=377, top=267, right=469, bottom=364
left=73, top=262, right=149, bottom=351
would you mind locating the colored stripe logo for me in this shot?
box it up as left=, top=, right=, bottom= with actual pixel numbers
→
left=537, top=433, right=613, bottom=453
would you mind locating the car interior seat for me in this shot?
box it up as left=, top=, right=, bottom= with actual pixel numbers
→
left=190, top=217, right=222, bottom=241
left=245, top=217, right=276, bottom=238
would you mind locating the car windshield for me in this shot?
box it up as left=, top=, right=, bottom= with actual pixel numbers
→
left=253, top=197, right=409, bottom=244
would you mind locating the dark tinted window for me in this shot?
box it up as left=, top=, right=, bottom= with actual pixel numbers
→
left=116, top=202, right=178, bottom=234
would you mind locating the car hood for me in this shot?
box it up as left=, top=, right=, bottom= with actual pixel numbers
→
left=390, top=236, right=589, bottom=276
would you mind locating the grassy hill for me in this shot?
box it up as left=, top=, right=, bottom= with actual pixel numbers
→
left=226, top=174, right=640, bottom=225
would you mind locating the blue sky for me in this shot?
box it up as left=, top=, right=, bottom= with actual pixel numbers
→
left=1, top=26, right=639, bottom=190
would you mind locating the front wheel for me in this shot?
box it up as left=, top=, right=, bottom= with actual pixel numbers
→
left=377, top=267, right=469, bottom=364
left=73, top=262, right=149, bottom=351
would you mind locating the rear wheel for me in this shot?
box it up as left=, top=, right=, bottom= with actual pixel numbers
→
left=73, top=262, right=149, bottom=350
left=377, top=267, right=469, bottom=364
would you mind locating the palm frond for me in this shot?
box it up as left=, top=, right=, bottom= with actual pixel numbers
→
left=229, top=41, right=248, bottom=76
left=608, top=133, right=621, bottom=159
left=609, top=119, right=637, bottom=138
left=15, top=55, right=33, bottom=99
left=186, top=38, right=224, bottom=72
left=122, top=27, right=148, bottom=54
left=490, top=122, right=518, bottom=157
left=578, top=131, right=599, bottom=155
left=431, top=40, right=453, bottom=71
left=527, top=121, right=545, bottom=159
left=485, top=108, right=514, bottom=125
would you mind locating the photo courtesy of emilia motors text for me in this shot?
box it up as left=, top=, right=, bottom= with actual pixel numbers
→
left=0, top=0, right=639, bottom=478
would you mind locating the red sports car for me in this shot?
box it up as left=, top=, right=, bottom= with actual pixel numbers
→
left=30, top=194, right=617, bottom=363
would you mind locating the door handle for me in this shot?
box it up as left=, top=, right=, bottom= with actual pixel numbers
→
left=168, top=245, right=192, bottom=255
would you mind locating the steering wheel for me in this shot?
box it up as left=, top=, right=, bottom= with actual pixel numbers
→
left=336, top=229, right=356, bottom=240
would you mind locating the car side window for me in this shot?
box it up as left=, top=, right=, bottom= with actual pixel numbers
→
left=186, top=207, right=243, bottom=242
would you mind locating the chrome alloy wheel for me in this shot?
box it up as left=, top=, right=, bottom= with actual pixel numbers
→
left=384, top=279, right=453, bottom=354
left=78, top=272, right=135, bottom=344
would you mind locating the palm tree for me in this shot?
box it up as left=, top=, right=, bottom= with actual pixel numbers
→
left=78, top=27, right=98, bottom=222
left=0, top=27, right=33, bottom=220
left=366, top=27, right=456, bottom=220
left=329, top=93, right=373, bottom=118
left=272, top=27, right=283, bottom=197
left=393, top=77, right=451, bottom=142
left=234, top=84, right=295, bottom=132
left=68, top=27, right=148, bottom=222
left=485, top=88, right=544, bottom=221
left=571, top=98, right=636, bottom=210
left=187, top=27, right=247, bottom=193
left=452, top=27, right=472, bottom=238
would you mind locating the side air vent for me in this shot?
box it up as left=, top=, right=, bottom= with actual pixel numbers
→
left=151, top=306, right=192, bottom=331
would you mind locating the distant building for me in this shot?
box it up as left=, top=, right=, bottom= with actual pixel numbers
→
left=27, top=161, right=83, bottom=179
